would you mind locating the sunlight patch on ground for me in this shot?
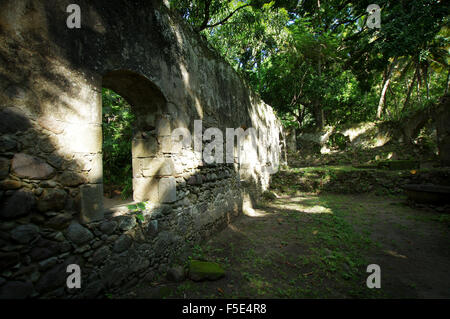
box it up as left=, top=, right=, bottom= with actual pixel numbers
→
left=269, top=196, right=333, bottom=214
left=301, top=205, right=333, bottom=214
left=243, top=207, right=269, bottom=217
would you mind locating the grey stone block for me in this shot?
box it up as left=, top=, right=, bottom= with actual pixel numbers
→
left=80, top=184, right=104, bottom=223
left=66, top=222, right=94, bottom=245
left=11, top=153, right=55, bottom=180
left=0, top=189, right=35, bottom=219
left=10, top=224, right=40, bottom=244
left=159, top=177, right=176, bottom=203
left=132, top=137, right=158, bottom=157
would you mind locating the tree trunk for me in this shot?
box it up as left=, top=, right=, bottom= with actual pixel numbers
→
left=377, top=77, right=391, bottom=119
left=314, top=0, right=325, bottom=130
left=402, top=66, right=419, bottom=113
left=445, top=69, right=449, bottom=95
left=377, top=58, right=397, bottom=119
left=313, top=101, right=324, bottom=130
left=315, top=51, right=325, bottom=129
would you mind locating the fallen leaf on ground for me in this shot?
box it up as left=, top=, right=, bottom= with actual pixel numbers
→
left=285, top=261, right=298, bottom=268
left=384, top=250, right=407, bottom=259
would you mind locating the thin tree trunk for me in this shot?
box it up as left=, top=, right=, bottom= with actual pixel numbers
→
left=317, top=54, right=324, bottom=129
left=402, top=66, right=419, bottom=113
left=445, top=69, right=449, bottom=95
left=377, top=77, right=391, bottom=119
left=417, top=79, right=421, bottom=103
left=377, top=59, right=397, bottom=119
left=416, top=66, right=422, bottom=102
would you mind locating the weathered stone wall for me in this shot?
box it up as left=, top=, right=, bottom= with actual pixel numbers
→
left=434, top=94, right=450, bottom=166
left=0, top=0, right=283, bottom=298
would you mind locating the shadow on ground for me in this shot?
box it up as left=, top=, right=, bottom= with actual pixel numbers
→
left=115, top=192, right=450, bottom=299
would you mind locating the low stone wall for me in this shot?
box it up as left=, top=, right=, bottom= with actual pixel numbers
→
left=271, top=167, right=450, bottom=195
left=434, top=94, right=450, bottom=166
left=1, top=150, right=241, bottom=298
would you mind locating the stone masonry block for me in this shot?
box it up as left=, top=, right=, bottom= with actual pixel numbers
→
left=141, top=157, right=174, bottom=177
left=132, top=137, right=158, bottom=158
left=158, top=177, right=176, bottom=203
left=133, top=177, right=158, bottom=202
left=80, top=184, right=104, bottom=223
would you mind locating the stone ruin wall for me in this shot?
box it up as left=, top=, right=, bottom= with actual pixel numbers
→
left=0, top=0, right=284, bottom=298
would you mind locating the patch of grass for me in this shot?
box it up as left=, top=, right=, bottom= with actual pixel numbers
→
left=167, top=193, right=430, bottom=299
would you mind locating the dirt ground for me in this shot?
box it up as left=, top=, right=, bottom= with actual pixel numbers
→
left=117, top=192, right=450, bottom=299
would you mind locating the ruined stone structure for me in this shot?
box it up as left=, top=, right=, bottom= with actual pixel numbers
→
left=0, top=1, right=284, bottom=298
left=434, top=94, right=450, bottom=166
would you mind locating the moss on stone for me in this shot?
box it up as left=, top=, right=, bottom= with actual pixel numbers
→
left=188, top=260, right=225, bottom=281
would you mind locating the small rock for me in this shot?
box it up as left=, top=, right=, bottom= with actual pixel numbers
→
left=37, top=189, right=67, bottom=212
left=66, top=222, right=94, bottom=245
left=91, top=240, right=103, bottom=249
left=10, top=224, right=39, bottom=244
left=113, top=234, right=132, bottom=253
left=99, top=221, right=117, bottom=235
left=92, top=246, right=110, bottom=264
left=44, top=212, right=72, bottom=230
left=0, top=189, right=35, bottom=219
left=53, top=232, right=65, bottom=242
left=75, top=244, right=91, bottom=254
left=38, top=257, right=58, bottom=270
left=34, top=187, right=43, bottom=196
left=166, top=265, right=185, bottom=282
left=147, top=220, right=158, bottom=237
left=107, top=235, right=118, bottom=243
left=117, top=216, right=136, bottom=231
left=30, top=213, right=46, bottom=225
left=40, top=181, right=58, bottom=188
left=58, top=171, right=86, bottom=187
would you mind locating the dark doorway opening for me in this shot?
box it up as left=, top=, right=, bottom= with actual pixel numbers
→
left=102, top=88, right=135, bottom=211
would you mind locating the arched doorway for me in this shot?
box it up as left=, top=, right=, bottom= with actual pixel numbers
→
left=101, top=70, right=168, bottom=213
left=101, top=87, right=135, bottom=210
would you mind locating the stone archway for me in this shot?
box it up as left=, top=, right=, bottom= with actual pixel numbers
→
left=101, top=70, right=172, bottom=208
